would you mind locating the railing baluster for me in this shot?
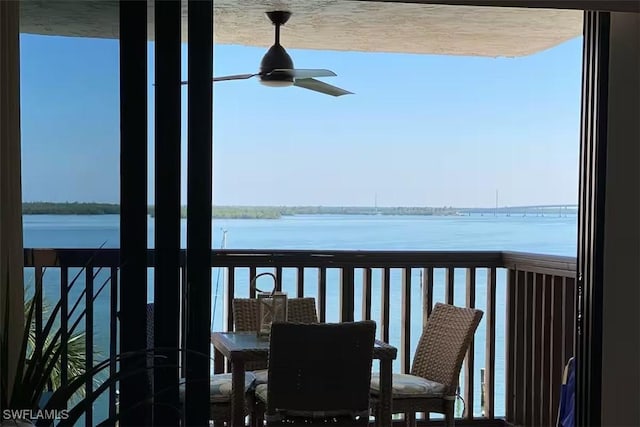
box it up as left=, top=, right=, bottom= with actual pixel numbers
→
left=85, top=267, right=94, bottom=427
left=226, top=267, right=235, bottom=332
left=464, top=267, right=476, bottom=418
left=296, top=267, right=304, bottom=297
left=523, top=271, right=534, bottom=425
left=531, top=273, right=544, bottom=426
left=318, top=267, right=327, bottom=323
left=60, top=267, right=69, bottom=400
left=420, top=267, right=434, bottom=423
left=381, top=267, right=391, bottom=343
left=422, top=267, right=434, bottom=327
left=445, top=267, right=455, bottom=304
left=180, top=265, right=188, bottom=377
left=550, top=275, right=565, bottom=424
left=109, top=267, right=118, bottom=420
left=563, top=277, right=577, bottom=362
left=340, top=267, right=355, bottom=322
left=275, top=266, right=283, bottom=292
left=541, top=274, right=553, bottom=426
left=249, top=266, right=257, bottom=298
left=362, top=268, right=372, bottom=320
left=505, top=268, right=516, bottom=422
left=34, top=266, right=43, bottom=364
left=484, top=267, right=496, bottom=419
left=401, top=267, right=411, bottom=373
left=514, top=270, right=527, bottom=425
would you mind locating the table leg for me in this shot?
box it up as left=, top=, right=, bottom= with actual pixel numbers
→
left=231, top=359, right=246, bottom=426
left=214, top=347, right=224, bottom=374
left=379, top=358, right=393, bottom=426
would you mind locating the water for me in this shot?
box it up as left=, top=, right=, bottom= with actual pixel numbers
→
left=23, top=213, right=577, bottom=424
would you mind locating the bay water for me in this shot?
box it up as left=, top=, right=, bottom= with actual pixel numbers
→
left=23, top=213, right=577, bottom=423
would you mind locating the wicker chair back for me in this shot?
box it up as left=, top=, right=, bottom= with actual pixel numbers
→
left=232, top=297, right=319, bottom=330
left=410, top=302, right=483, bottom=395
left=233, top=297, right=318, bottom=371
left=266, top=321, right=376, bottom=424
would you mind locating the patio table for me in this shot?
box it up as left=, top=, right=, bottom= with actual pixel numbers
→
left=211, top=330, right=397, bottom=426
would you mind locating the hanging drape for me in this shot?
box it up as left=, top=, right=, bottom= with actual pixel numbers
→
left=0, top=0, right=25, bottom=396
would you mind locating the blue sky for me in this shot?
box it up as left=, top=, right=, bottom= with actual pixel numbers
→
left=20, top=33, right=582, bottom=207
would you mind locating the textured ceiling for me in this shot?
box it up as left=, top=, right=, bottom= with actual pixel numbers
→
left=19, top=0, right=582, bottom=57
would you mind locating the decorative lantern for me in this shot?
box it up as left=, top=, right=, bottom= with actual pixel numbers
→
left=250, top=272, right=288, bottom=339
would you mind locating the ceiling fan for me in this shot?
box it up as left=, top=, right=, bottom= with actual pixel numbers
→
left=183, top=11, right=353, bottom=97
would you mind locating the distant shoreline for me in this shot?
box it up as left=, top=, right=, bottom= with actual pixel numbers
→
left=22, top=202, right=459, bottom=218
left=22, top=202, right=577, bottom=219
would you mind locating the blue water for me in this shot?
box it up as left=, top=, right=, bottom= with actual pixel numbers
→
left=23, top=213, right=577, bottom=423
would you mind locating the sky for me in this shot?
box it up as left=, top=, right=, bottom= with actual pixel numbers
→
left=19, top=30, right=583, bottom=208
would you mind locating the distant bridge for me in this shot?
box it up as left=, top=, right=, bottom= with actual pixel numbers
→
left=457, top=204, right=578, bottom=216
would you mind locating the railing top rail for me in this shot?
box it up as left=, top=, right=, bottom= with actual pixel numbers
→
left=23, top=248, right=577, bottom=275
left=212, top=249, right=504, bottom=268
left=23, top=248, right=506, bottom=268
left=501, top=251, right=577, bottom=278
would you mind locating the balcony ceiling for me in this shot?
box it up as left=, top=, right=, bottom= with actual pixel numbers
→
left=19, top=0, right=582, bottom=57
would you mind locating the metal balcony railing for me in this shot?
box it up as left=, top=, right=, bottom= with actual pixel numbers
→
left=23, top=248, right=575, bottom=426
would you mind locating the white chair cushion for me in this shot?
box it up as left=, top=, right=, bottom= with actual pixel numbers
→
left=179, top=372, right=256, bottom=403
left=252, top=368, right=269, bottom=385
left=370, top=373, right=447, bottom=398
left=255, top=383, right=268, bottom=403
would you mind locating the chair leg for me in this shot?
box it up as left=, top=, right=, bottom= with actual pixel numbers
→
left=404, top=412, right=416, bottom=427
left=444, top=399, right=455, bottom=427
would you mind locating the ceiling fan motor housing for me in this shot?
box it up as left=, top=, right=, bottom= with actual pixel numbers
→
left=260, top=45, right=295, bottom=85
left=259, top=11, right=295, bottom=86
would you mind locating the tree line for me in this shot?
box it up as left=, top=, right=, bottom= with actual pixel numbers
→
left=23, top=203, right=460, bottom=218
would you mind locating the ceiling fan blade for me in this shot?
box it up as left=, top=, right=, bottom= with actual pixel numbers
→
left=212, top=73, right=258, bottom=82
left=271, top=69, right=337, bottom=79
left=293, top=78, right=353, bottom=97
left=179, top=73, right=257, bottom=85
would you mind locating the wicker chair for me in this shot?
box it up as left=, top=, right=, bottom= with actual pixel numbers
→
left=370, top=303, right=483, bottom=427
left=233, top=297, right=319, bottom=330
left=255, top=321, right=376, bottom=426
left=232, top=297, right=319, bottom=376
left=146, top=303, right=254, bottom=425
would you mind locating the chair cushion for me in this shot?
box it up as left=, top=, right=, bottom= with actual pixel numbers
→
left=253, top=368, right=269, bottom=385
left=179, top=372, right=256, bottom=403
left=254, top=384, right=369, bottom=421
left=255, top=383, right=268, bottom=403
left=370, top=373, right=447, bottom=398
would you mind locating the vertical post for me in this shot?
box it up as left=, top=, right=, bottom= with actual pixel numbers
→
left=84, top=268, right=94, bottom=427
left=480, top=368, right=486, bottom=417
left=484, top=267, right=496, bottom=419
left=400, top=268, right=411, bottom=373
left=464, top=268, right=476, bottom=418
left=422, top=267, right=433, bottom=327
left=445, top=267, right=455, bottom=305
left=154, top=0, right=182, bottom=424
left=108, top=267, right=118, bottom=420
left=340, top=268, right=355, bottom=322
left=576, top=11, right=610, bottom=427
left=361, top=268, right=372, bottom=320
left=380, top=268, right=391, bottom=343
left=185, top=0, right=213, bottom=425
left=0, top=0, right=25, bottom=400
left=118, top=1, right=148, bottom=424
left=317, top=268, right=327, bottom=322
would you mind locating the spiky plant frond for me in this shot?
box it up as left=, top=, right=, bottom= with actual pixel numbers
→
left=24, top=295, right=101, bottom=401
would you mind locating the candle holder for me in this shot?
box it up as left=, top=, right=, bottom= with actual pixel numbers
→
left=250, top=272, right=288, bottom=339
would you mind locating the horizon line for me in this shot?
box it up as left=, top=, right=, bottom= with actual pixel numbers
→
left=22, top=201, right=579, bottom=209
